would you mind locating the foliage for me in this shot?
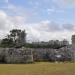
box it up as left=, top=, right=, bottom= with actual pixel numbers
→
left=0, top=29, right=69, bottom=49
left=25, top=40, right=69, bottom=49
left=0, top=29, right=26, bottom=48
left=1, top=38, right=14, bottom=48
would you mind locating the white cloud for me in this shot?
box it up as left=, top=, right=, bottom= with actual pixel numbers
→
left=25, top=25, right=74, bottom=43
left=33, top=21, right=62, bottom=32
left=24, top=21, right=75, bottom=43
left=0, top=10, right=13, bottom=30
left=0, top=10, right=75, bottom=43
left=0, top=10, right=14, bottom=38
left=0, top=10, right=28, bottom=39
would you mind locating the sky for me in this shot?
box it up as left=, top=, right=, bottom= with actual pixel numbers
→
left=0, top=0, right=75, bottom=43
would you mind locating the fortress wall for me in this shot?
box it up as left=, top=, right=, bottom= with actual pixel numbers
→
left=0, top=47, right=74, bottom=63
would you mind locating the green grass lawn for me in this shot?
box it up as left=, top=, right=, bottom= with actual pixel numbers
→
left=0, top=62, right=75, bottom=75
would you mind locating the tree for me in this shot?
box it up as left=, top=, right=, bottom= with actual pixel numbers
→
left=0, top=29, right=26, bottom=48
left=1, top=38, right=13, bottom=47
left=10, top=29, right=21, bottom=43
left=10, top=29, right=26, bottom=47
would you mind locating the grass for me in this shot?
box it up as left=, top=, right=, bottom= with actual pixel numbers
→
left=0, top=62, right=75, bottom=75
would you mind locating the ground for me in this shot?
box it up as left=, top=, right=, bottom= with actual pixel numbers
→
left=0, top=62, right=75, bottom=75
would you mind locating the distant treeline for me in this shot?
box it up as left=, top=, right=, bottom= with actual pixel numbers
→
left=0, top=29, right=69, bottom=49
left=25, top=40, right=69, bottom=49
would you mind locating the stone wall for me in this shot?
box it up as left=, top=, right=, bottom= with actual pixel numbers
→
left=0, top=46, right=74, bottom=63
left=0, top=48, right=33, bottom=63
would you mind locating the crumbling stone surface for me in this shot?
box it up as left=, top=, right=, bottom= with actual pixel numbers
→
left=0, top=46, right=74, bottom=63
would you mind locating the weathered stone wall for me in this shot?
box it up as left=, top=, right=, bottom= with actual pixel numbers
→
left=60, top=44, right=75, bottom=61
left=0, top=48, right=33, bottom=63
left=32, top=48, right=74, bottom=62
left=0, top=46, right=74, bottom=63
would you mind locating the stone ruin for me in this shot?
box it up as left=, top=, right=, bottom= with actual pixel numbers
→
left=0, top=48, right=33, bottom=63
left=0, top=45, right=75, bottom=63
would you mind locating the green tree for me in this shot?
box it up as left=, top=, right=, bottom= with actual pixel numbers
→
left=1, top=38, right=13, bottom=47
left=10, top=29, right=21, bottom=43
left=0, top=29, right=26, bottom=48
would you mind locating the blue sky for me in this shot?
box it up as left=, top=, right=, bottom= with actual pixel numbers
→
left=1, top=0, right=75, bottom=23
left=0, top=0, right=75, bottom=42
left=5, top=0, right=75, bottom=23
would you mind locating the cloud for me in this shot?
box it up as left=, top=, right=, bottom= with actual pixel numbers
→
left=62, top=24, right=75, bottom=31
left=53, top=0, right=75, bottom=8
left=47, top=8, right=64, bottom=14
left=0, top=10, right=13, bottom=38
left=2, top=3, right=29, bottom=18
left=26, top=25, right=74, bottom=43
left=0, top=10, right=26, bottom=36
left=24, top=21, right=75, bottom=43
left=0, top=10, right=13, bottom=30
left=33, top=21, right=62, bottom=32
left=0, top=10, right=75, bottom=43
left=61, top=0, right=75, bottom=5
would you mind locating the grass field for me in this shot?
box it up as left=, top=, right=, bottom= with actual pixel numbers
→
left=0, top=62, right=75, bottom=75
